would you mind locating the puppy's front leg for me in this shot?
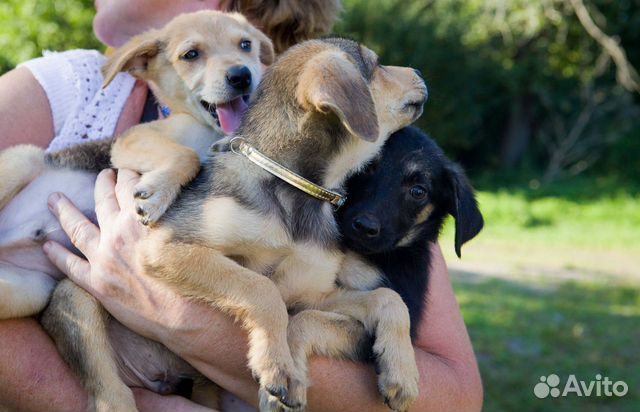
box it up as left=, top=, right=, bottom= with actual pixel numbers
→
left=111, top=122, right=200, bottom=225
left=283, top=309, right=371, bottom=412
left=321, top=289, right=420, bottom=412
left=144, top=241, right=305, bottom=411
left=41, top=280, right=137, bottom=412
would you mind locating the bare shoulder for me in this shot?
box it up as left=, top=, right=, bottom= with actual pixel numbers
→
left=0, top=67, right=54, bottom=150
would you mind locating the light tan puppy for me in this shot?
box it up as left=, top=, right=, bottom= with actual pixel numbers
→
left=107, top=10, right=274, bottom=224
left=0, top=10, right=273, bottom=320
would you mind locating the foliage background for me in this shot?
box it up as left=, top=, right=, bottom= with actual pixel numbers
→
left=1, top=0, right=638, bottom=411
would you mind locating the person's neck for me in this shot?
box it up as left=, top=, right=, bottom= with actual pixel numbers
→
left=114, top=80, right=149, bottom=136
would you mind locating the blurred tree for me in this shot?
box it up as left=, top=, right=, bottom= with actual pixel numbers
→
left=336, top=0, right=640, bottom=183
left=0, top=0, right=100, bottom=74
left=0, top=0, right=637, bottom=183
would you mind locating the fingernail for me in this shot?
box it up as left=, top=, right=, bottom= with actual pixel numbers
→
left=43, top=241, right=52, bottom=253
left=100, top=168, right=115, bottom=178
left=47, top=192, right=62, bottom=211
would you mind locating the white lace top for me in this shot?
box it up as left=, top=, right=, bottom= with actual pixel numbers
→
left=20, top=49, right=136, bottom=152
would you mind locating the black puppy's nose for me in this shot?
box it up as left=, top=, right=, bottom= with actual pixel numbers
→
left=413, top=68, right=423, bottom=79
left=352, top=215, right=380, bottom=238
left=226, top=65, right=252, bottom=91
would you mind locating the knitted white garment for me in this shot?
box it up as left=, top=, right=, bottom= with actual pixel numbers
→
left=20, top=49, right=136, bottom=152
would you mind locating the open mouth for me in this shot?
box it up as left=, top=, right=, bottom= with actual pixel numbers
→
left=200, top=95, right=250, bottom=135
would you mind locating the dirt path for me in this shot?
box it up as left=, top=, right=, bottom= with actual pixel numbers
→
left=443, top=240, right=640, bottom=284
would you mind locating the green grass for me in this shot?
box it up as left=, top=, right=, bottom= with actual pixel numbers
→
left=438, top=176, right=639, bottom=411
left=453, top=275, right=640, bottom=412
left=442, top=176, right=640, bottom=251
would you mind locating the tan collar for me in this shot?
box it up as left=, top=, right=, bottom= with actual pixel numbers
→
left=230, top=137, right=346, bottom=208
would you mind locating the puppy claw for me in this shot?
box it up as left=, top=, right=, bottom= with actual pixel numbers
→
left=265, top=385, right=288, bottom=402
left=258, top=388, right=282, bottom=412
left=376, top=349, right=419, bottom=412
left=377, top=374, right=419, bottom=412
left=252, top=370, right=261, bottom=385
left=259, top=388, right=303, bottom=412
left=132, top=183, right=178, bottom=225
left=135, top=205, right=151, bottom=225
left=134, top=190, right=150, bottom=199
left=252, top=360, right=306, bottom=412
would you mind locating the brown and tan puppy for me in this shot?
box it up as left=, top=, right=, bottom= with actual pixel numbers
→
left=0, top=10, right=273, bottom=320
left=42, top=37, right=427, bottom=412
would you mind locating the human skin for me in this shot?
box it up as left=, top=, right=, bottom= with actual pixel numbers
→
left=93, top=0, right=223, bottom=47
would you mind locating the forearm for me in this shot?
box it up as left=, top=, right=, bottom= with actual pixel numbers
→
left=306, top=349, right=482, bottom=412
left=172, top=314, right=481, bottom=412
left=0, top=318, right=88, bottom=411
left=0, top=318, right=214, bottom=412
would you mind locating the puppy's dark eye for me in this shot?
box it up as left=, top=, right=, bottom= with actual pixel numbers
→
left=240, top=40, right=252, bottom=52
left=410, top=185, right=427, bottom=200
left=181, top=49, right=200, bottom=61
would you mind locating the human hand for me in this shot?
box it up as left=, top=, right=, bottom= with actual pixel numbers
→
left=42, top=168, right=211, bottom=346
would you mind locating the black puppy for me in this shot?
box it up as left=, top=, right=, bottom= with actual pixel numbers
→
left=337, top=126, right=484, bottom=338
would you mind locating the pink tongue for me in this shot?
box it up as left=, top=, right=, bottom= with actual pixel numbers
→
left=216, top=97, right=249, bottom=135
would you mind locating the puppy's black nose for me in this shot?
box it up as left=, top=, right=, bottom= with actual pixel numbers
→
left=226, top=65, right=252, bottom=91
left=352, top=215, right=380, bottom=238
left=414, top=69, right=423, bottom=79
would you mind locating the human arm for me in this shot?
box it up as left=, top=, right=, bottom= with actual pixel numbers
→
left=170, top=244, right=483, bottom=411
left=0, top=318, right=215, bottom=411
left=0, top=67, right=54, bottom=150
left=42, top=168, right=483, bottom=411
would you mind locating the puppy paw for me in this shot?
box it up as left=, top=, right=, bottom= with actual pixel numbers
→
left=259, top=385, right=305, bottom=412
left=133, top=180, right=180, bottom=225
left=284, top=376, right=307, bottom=412
left=376, top=350, right=420, bottom=412
left=254, top=362, right=305, bottom=412
left=92, top=387, right=138, bottom=412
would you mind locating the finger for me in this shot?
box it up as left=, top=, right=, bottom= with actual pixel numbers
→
left=115, top=169, right=141, bottom=213
left=42, top=241, right=93, bottom=293
left=95, top=169, right=119, bottom=228
left=48, top=192, right=99, bottom=258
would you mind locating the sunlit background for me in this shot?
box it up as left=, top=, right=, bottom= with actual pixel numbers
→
left=1, top=0, right=638, bottom=410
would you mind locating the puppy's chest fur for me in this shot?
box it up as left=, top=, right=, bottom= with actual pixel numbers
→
left=162, top=157, right=344, bottom=304
left=338, top=245, right=431, bottom=339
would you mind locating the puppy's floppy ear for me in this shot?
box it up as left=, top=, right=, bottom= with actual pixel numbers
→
left=101, top=30, right=162, bottom=88
left=297, top=50, right=379, bottom=142
left=444, top=162, right=484, bottom=257
left=252, top=27, right=275, bottom=66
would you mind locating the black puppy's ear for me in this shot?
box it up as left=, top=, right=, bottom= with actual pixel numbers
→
left=444, top=162, right=484, bottom=257
left=297, top=50, right=379, bottom=142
